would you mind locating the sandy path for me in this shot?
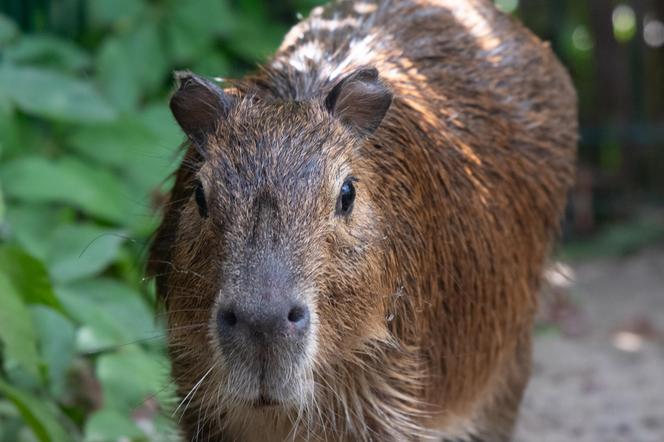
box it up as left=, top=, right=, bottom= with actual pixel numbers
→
left=515, top=246, right=664, bottom=442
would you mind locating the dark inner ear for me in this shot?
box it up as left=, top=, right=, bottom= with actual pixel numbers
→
left=170, top=71, right=233, bottom=144
left=324, top=67, right=393, bottom=135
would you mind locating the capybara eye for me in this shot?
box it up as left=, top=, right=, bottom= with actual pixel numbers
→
left=194, top=180, right=208, bottom=218
left=337, top=179, right=356, bottom=216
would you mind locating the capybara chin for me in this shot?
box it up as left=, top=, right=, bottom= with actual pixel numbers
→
left=148, top=0, right=577, bottom=440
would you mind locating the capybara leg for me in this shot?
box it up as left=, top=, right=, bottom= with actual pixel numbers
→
left=474, top=333, right=532, bottom=442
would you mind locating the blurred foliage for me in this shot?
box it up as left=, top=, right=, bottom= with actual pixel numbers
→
left=0, top=0, right=662, bottom=440
left=513, top=0, right=664, bottom=233
left=0, top=0, right=323, bottom=440
left=561, top=215, right=664, bottom=260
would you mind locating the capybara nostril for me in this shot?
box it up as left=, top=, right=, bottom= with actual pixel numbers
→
left=216, top=308, right=238, bottom=346
left=287, top=304, right=310, bottom=332
left=217, top=308, right=237, bottom=330
left=216, top=299, right=310, bottom=347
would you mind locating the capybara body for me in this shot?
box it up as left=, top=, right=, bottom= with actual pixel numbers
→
left=148, top=0, right=577, bottom=440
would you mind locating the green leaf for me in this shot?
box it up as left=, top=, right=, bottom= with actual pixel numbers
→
left=0, top=89, right=17, bottom=160
left=192, top=50, right=231, bottom=78
left=127, top=22, right=170, bottom=95
left=30, top=307, right=76, bottom=397
left=55, top=278, right=160, bottom=353
left=0, top=64, right=116, bottom=123
left=0, top=14, right=19, bottom=46
left=84, top=409, right=144, bottom=442
left=86, top=0, right=146, bottom=29
left=45, top=223, right=126, bottom=283
left=0, top=108, right=48, bottom=160
left=228, top=17, right=287, bottom=62
left=137, top=102, right=184, bottom=148
left=0, top=183, right=5, bottom=223
left=165, top=0, right=235, bottom=62
left=95, top=37, right=141, bottom=113
left=0, top=245, right=61, bottom=309
left=0, top=156, right=135, bottom=225
left=67, top=112, right=182, bottom=196
left=0, top=75, right=10, bottom=116
left=97, top=21, right=169, bottom=107
left=0, top=399, right=24, bottom=441
left=3, top=35, right=91, bottom=72
left=96, top=346, right=170, bottom=411
left=3, top=204, right=62, bottom=260
left=0, top=378, right=73, bottom=442
left=67, top=115, right=170, bottom=168
left=0, top=272, right=40, bottom=375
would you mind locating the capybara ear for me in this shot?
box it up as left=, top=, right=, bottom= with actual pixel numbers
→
left=325, top=67, right=392, bottom=135
left=170, top=71, right=233, bottom=145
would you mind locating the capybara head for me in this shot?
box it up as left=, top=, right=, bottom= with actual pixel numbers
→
left=152, top=69, right=396, bottom=420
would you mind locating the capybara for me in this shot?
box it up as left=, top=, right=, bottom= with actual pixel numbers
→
left=148, top=0, right=577, bottom=440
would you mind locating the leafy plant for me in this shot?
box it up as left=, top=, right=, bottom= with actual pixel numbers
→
left=0, top=0, right=324, bottom=440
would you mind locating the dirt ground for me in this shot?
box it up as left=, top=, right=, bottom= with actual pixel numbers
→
left=515, top=245, right=664, bottom=442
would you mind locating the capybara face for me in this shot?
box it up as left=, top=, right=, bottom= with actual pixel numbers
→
left=160, top=71, right=393, bottom=419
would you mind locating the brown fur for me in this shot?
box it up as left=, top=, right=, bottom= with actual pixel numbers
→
left=148, top=0, right=577, bottom=440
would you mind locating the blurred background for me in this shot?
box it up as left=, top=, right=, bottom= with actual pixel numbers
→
left=0, top=0, right=662, bottom=441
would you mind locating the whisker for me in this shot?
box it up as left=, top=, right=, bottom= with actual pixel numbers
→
left=173, top=365, right=215, bottom=420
